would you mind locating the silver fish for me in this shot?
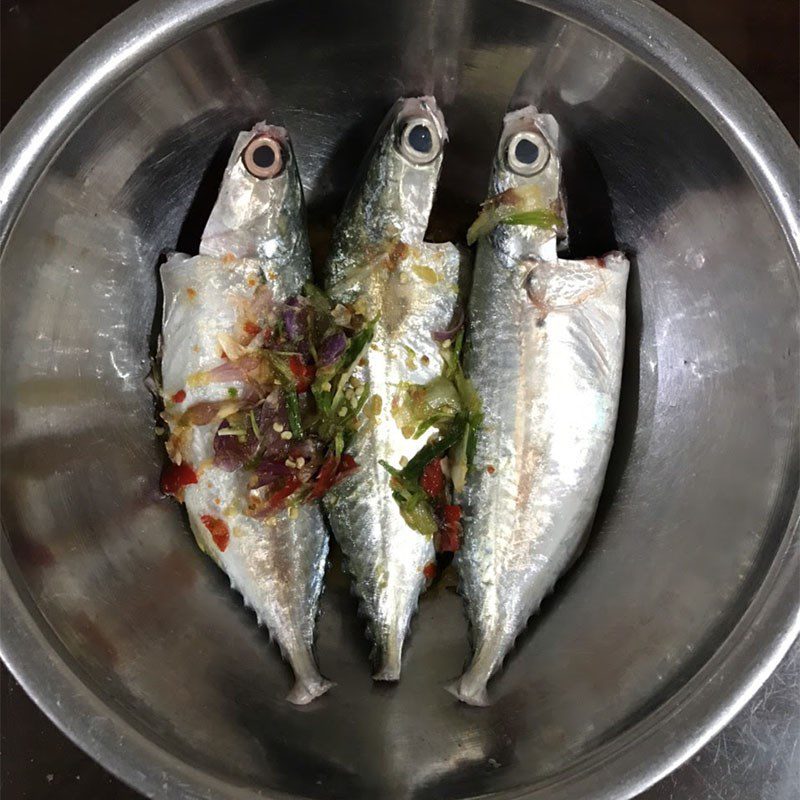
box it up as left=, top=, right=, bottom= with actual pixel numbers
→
left=160, top=124, right=332, bottom=704
left=451, top=107, right=629, bottom=705
left=323, top=97, right=463, bottom=679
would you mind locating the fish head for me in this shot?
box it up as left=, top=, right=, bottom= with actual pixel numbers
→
left=350, top=96, right=447, bottom=245
left=199, top=123, right=309, bottom=277
left=491, top=107, right=560, bottom=201
left=486, top=107, right=563, bottom=260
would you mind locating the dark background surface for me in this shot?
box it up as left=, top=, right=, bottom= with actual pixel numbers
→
left=1, top=0, right=798, bottom=798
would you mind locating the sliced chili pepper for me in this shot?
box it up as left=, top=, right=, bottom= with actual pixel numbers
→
left=243, top=321, right=261, bottom=336
left=160, top=461, right=198, bottom=496
left=289, top=355, right=315, bottom=392
left=309, top=453, right=359, bottom=500
left=338, top=453, right=358, bottom=478
left=266, top=475, right=301, bottom=511
left=170, top=389, right=186, bottom=403
left=420, top=458, right=445, bottom=499
left=200, top=514, right=230, bottom=552
left=438, top=504, right=462, bottom=553
left=309, top=455, right=338, bottom=500
left=423, top=562, right=438, bottom=581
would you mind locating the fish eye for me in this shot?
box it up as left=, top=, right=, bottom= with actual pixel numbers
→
left=242, top=134, right=284, bottom=179
left=397, top=116, right=441, bottom=165
left=506, top=130, right=550, bottom=176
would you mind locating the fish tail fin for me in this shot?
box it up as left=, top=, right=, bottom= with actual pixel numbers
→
left=284, top=644, right=334, bottom=705
left=446, top=676, right=490, bottom=707
left=446, top=631, right=506, bottom=706
left=287, top=674, right=335, bottom=705
left=372, top=638, right=403, bottom=682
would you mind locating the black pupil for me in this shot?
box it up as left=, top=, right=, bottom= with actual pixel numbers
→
left=408, top=123, right=433, bottom=153
left=252, top=144, right=276, bottom=169
left=515, top=138, right=540, bottom=165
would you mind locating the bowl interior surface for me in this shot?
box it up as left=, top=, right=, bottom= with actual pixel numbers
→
left=1, top=0, right=798, bottom=798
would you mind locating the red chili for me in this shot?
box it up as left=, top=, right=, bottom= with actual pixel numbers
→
left=200, top=514, right=230, bottom=552
left=309, top=456, right=338, bottom=500
left=423, top=562, right=438, bottom=581
left=243, top=321, right=261, bottom=336
left=309, top=454, right=359, bottom=500
left=267, top=475, right=301, bottom=511
left=289, top=355, right=315, bottom=392
left=420, top=458, right=445, bottom=499
left=338, top=453, right=358, bottom=478
left=438, top=504, right=462, bottom=553
left=160, top=461, right=198, bottom=496
left=170, top=389, right=186, bottom=403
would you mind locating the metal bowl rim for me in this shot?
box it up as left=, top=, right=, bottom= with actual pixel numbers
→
left=1, top=1, right=798, bottom=798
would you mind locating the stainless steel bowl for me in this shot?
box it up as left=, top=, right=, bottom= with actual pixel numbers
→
left=1, top=1, right=798, bottom=798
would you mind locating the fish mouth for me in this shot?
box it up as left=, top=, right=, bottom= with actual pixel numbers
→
left=392, top=96, right=447, bottom=166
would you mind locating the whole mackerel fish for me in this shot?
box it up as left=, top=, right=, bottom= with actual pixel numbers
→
left=160, top=124, right=332, bottom=704
left=323, top=97, right=463, bottom=679
left=451, top=107, right=629, bottom=705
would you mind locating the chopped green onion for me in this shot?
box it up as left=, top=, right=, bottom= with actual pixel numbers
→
left=466, top=183, right=558, bottom=244
left=285, top=390, right=303, bottom=439
left=401, top=414, right=467, bottom=482
left=217, top=427, right=246, bottom=437
left=502, top=209, right=562, bottom=229
left=249, top=409, right=260, bottom=439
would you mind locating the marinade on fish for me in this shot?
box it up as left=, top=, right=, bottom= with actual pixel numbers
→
left=322, top=97, right=467, bottom=680
left=451, top=107, right=629, bottom=706
left=159, top=124, right=332, bottom=704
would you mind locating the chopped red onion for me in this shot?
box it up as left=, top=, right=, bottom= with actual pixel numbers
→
left=252, top=460, right=292, bottom=488
left=213, top=418, right=258, bottom=471
left=318, top=329, right=347, bottom=366
left=282, top=296, right=309, bottom=341
left=182, top=400, right=238, bottom=426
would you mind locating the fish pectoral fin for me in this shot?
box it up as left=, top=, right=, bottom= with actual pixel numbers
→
left=521, top=256, right=608, bottom=317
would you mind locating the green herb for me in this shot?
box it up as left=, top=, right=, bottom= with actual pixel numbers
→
left=501, top=209, right=562, bottom=229
left=379, top=461, right=438, bottom=537
left=249, top=409, right=260, bottom=438
left=401, top=415, right=467, bottom=482
left=331, top=321, right=376, bottom=409
left=303, top=282, right=333, bottom=318
left=266, top=351, right=295, bottom=384
left=312, top=318, right=376, bottom=444
left=466, top=183, right=558, bottom=244
left=381, top=327, right=484, bottom=535
left=217, top=427, right=246, bottom=437
left=228, top=387, right=238, bottom=398
left=285, top=389, right=303, bottom=439
left=334, top=430, right=344, bottom=459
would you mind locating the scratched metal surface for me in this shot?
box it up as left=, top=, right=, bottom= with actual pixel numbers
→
left=640, top=639, right=800, bottom=799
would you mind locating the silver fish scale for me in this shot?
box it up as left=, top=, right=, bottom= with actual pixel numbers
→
left=160, top=125, right=331, bottom=704
left=452, top=107, right=629, bottom=706
left=323, top=97, right=463, bottom=680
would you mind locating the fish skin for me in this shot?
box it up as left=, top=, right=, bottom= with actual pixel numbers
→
left=323, top=97, right=464, bottom=680
left=450, top=107, right=629, bottom=706
left=160, top=124, right=332, bottom=704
